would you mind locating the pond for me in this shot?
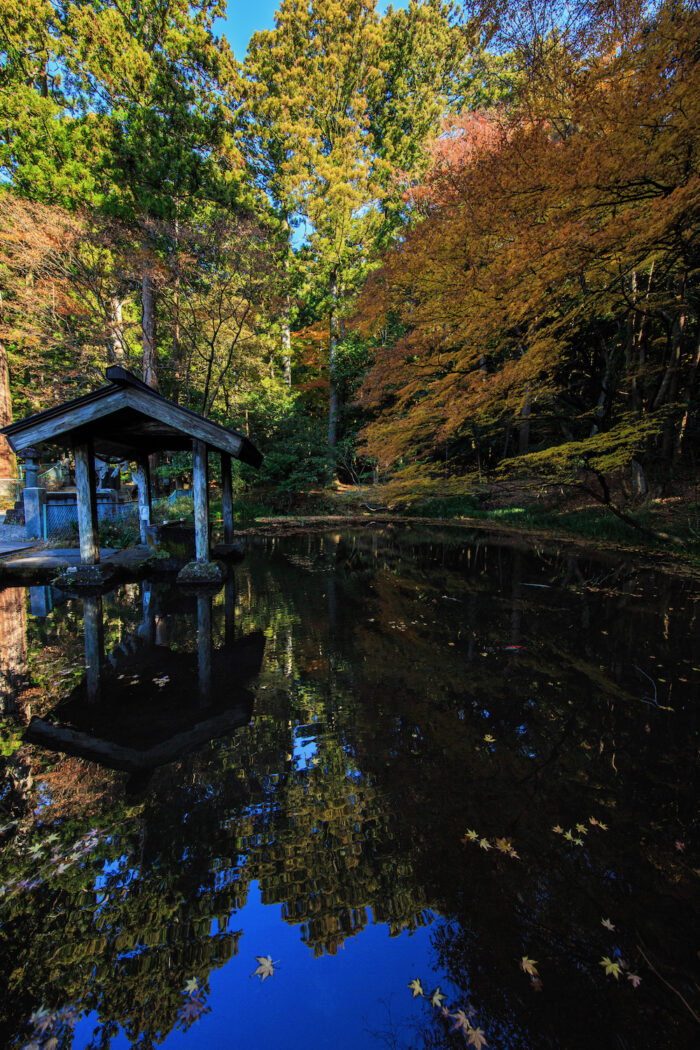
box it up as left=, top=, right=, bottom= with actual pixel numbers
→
left=0, top=526, right=698, bottom=1050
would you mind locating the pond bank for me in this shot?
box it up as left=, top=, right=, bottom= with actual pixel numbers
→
left=236, top=514, right=700, bottom=578
left=1, top=513, right=697, bottom=586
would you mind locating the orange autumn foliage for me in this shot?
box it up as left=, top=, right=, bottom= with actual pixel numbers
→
left=356, top=2, right=700, bottom=483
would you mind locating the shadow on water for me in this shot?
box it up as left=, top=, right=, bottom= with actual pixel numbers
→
left=24, top=579, right=264, bottom=785
left=0, top=526, right=698, bottom=1049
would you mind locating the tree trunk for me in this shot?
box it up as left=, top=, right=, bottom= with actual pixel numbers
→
left=590, top=344, right=615, bottom=437
left=142, top=267, right=158, bottom=390
left=281, top=296, right=292, bottom=388
left=518, top=394, right=531, bottom=455
left=0, top=339, right=15, bottom=479
left=107, top=296, right=126, bottom=364
left=172, top=213, right=183, bottom=402
left=328, top=267, right=340, bottom=451
left=675, top=330, right=700, bottom=457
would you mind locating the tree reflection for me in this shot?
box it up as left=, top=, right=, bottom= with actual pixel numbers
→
left=0, top=529, right=698, bottom=1049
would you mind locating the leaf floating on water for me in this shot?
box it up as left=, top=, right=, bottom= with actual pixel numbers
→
left=430, top=987, right=446, bottom=1008
left=483, top=734, right=495, bottom=743
left=627, top=972, right=642, bottom=988
left=552, top=825, right=564, bottom=834
left=252, top=956, right=277, bottom=981
left=479, top=838, right=491, bottom=851
left=451, top=1009, right=472, bottom=1034
left=575, top=824, right=588, bottom=834
left=601, top=918, right=615, bottom=931
left=468, top=1026, right=488, bottom=1049
left=177, top=994, right=210, bottom=1027
left=408, top=977, right=424, bottom=997
left=184, top=977, right=199, bottom=996
left=29, top=1007, right=52, bottom=1032
left=463, top=829, right=479, bottom=842
left=600, top=956, right=622, bottom=979
left=520, top=956, right=539, bottom=977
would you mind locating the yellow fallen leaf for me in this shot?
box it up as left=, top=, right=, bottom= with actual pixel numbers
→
left=520, top=956, right=538, bottom=977
left=600, top=956, right=622, bottom=978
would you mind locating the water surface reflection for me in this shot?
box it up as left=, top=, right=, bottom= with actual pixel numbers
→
left=0, top=527, right=697, bottom=1049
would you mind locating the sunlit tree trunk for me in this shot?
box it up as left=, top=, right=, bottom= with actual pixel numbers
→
left=0, top=339, right=15, bottom=479
left=142, top=266, right=158, bottom=390
left=281, top=296, right=292, bottom=388
left=328, top=267, right=340, bottom=451
left=107, top=296, right=126, bottom=364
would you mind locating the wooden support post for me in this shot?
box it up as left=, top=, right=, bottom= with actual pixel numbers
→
left=221, top=452, right=234, bottom=544
left=192, top=439, right=209, bottom=563
left=74, top=440, right=100, bottom=565
left=135, top=455, right=152, bottom=544
left=197, top=593, right=212, bottom=704
left=83, top=594, right=104, bottom=703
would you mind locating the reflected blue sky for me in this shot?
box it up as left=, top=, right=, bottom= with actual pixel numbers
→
left=73, top=883, right=442, bottom=1049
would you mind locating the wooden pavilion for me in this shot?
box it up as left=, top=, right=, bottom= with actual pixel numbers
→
left=1, top=366, right=262, bottom=568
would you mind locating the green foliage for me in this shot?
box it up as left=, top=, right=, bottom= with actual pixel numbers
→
left=96, top=515, right=140, bottom=550
left=247, top=384, right=329, bottom=502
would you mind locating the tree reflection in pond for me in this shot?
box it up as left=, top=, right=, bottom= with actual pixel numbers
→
left=0, top=527, right=697, bottom=1049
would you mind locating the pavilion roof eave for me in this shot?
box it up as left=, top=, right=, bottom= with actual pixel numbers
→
left=1, top=368, right=263, bottom=468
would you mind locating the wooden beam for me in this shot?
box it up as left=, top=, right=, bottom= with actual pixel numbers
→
left=135, top=454, right=152, bottom=544
left=74, top=441, right=100, bottom=565
left=221, top=452, right=234, bottom=544
left=125, top=387, right=244, bottom=459
left=6, top=389, right=129, bottom=452
left=193, top=439, right=209, bottom=562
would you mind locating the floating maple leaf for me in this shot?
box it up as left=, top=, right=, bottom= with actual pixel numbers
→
left=408, top=977, right=424, bottom=997
left=494, top=837, right=512, bottom=853
left=451, top=1009, right=472, bottom=1034
left=252, top=956, right=277, bottom=981
left=575, top=824, right=588, bottom=834
left=552, top=825, right=564, bottom=834
left=564, top=830, right=574, bottom=842
left=177, top=994, right=210, bottom=1027
left=430, top=987, right=446, bottom=1008
left=483, top=734, right=495, bottom=743
left=28, top=1007, right=52, bottom=1033
left=520, top=956, right=538, bottom=977
left=600, top=956, right=622, bottom=978
left=479, top=838, right=491, bottom=851
left=184, top=977, right=199, bottom=996
left=464, top=829, right=479, bottom=842
left=601, top=918, right=615, bottom=931
left=627, top=972, right=642, bottom=988
left=468, top=1026, right=488, bottom=1048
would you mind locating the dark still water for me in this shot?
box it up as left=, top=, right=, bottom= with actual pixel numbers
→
left=0, top=526, right=698, bottom=1050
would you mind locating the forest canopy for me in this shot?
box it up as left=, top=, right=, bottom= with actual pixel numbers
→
left=0, top=0, right=698, bottom=510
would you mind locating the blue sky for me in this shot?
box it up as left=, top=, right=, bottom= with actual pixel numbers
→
left=218, top=1, right=408, bottom=61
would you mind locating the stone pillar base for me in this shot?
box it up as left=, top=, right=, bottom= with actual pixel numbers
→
left=176, top=560, right=224, bottom=586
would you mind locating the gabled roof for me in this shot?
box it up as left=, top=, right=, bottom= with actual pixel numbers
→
left=1, top=366, right=262, bottom=467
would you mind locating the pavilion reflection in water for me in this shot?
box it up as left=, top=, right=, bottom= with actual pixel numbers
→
left=14, top=577, right=264, bottom=777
